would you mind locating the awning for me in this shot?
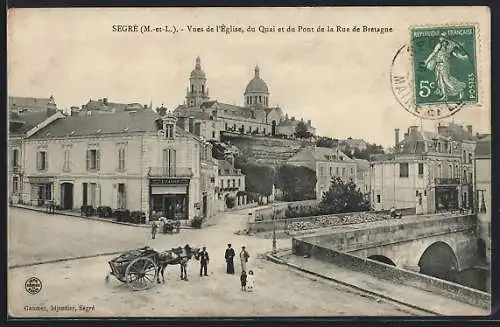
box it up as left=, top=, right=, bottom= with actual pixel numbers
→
left=151, top=185, right=187, bottom=195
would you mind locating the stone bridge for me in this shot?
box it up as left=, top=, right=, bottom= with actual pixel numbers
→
left=293, top=213, right=478, bottom=279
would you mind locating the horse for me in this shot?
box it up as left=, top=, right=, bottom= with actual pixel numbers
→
left=156, top=245, right=200, bottom=283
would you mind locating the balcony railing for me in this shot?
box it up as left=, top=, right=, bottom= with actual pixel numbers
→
left=435, top=178, right=460, bottom=185
left=148, top=167, right=193, bottom=178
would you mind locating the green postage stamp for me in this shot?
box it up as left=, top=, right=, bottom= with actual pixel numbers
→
left=410, top=25, right=478, bottom=106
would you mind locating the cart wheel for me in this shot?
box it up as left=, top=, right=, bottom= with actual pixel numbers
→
left=125, top=257, right=158, bottom=291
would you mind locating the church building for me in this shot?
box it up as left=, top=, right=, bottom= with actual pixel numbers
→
left=173, top=57, right=315, bottom=140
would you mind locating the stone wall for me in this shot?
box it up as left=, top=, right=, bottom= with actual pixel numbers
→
left=221, top=133, right=311, bottom=167
left=292, top=237, right=490, bottom=310
left=253, top=200, right=321, bottom=221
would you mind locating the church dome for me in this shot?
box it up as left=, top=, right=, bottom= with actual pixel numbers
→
left=244, top=66, right=269, bottom=95
left=190, top=56, right=206, bottom=79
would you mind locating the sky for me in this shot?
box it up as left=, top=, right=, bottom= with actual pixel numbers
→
left=7, top=7, right=491, bottom=148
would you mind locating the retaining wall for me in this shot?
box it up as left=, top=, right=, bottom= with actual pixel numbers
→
left=292, top=236, right=490, bottom=310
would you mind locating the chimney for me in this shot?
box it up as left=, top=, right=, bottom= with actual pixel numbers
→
left=466, top=125, right=473, bottom=134
left=408, top=126, right=419, bottom=134
left=395, top=128, right=400, bottom=148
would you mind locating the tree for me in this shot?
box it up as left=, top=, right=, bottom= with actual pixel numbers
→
left=275, top=165, right=317, bottom=201
left=156, top=106, right=167, bottom=116
left=294, top=121, right=312, bottom=139
left=316, top=136, right=339, bottom=149
left=319, top=177, right=370, bottom=214
left=234, top=157, right=275, bottom=201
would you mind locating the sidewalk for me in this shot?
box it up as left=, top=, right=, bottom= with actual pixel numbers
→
left=10, top=204, right=193, bottom=229
left=268, top=251, right=489, bottom=316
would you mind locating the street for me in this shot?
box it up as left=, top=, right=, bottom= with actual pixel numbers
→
left=9, top=207, right=413, bottom=317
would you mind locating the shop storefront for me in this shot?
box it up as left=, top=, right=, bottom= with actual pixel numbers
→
left=28, top=177, right=54, bottom=207
left=149, top=178, right=190, bottom=220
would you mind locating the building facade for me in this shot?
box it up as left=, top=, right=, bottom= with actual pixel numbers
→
left=473, top=135, right=491, bottom=264
left=287, top=146, right=357, bottom=199
left=173, top=57, right=315, bottom=141
left=216, top=156, right=247, bottom=209
left=370, top=124, right=477, bottom=213
left=21, top=110, right=217, bottom=222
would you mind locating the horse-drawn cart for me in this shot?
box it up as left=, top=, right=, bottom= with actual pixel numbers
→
left=105, top=246, right=160, bottom=290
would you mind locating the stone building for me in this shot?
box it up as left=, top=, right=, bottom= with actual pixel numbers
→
left=8, top=96, right=65, bottom=204
left=173, top=57, right=315, bottom=141
left=370, top=124, right=477, bottom=213
left=216, top=156, right=246, bottom=210
left=473, top=135, right=491, bottom=264
left=287, top=146, right=357, bottom=199
left=72, top=97, right=152, bottom=116
left=21, top=110, right=218, bottom=222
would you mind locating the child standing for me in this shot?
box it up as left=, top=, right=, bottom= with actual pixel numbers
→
left=151, top=222, right=158, bottom=239
left=240, top=270, right=247, bottom=291
left=246, top=270, right=255, bottom=292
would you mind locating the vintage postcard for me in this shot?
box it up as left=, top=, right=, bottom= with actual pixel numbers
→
left=7, top=7, right=491, bottom=317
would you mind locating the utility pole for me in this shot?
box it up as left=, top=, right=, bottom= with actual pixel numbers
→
left=272, top=205, right=277, bottom=254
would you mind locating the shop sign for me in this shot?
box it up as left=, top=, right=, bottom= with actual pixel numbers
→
left=151, top=178, right=189, bottom=185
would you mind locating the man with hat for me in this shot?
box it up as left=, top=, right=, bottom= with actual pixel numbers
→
left=199, top=246, right=210, bottom=277
left=240, top=246, right=250, bottom=272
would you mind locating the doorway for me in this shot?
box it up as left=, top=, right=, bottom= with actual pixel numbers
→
left=271, top=120, right=277, bottom=136
left=60, top=183, right=74, bottom=210
left=202, top=195, right=208, bottom=218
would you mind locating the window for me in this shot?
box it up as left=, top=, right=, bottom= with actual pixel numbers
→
left=350, top=168, right=354, bottom=175
left=330, top=167, right=333, bottom=176
left=220, top=180, right=223, bottom=188
left=165, top=124, right=174, bottom=138
left=63, top=150, right=71, bottom=172
left=36, top=151, right=48, bottom=171
left=468, top=153, right=473, bottom=164
left=162, top=149, right=177, bottom=176
left=376, top=195, right=381, bottom=203
left=232, top=179, right=236, bottom=187
left=399, top=163, right=409, bottom=178
left=455, top=165, right=459, bottom=178
left=263, top=128, right=266, bottom=134
left=118, top=148, right=126, bottom=170
left=336, top=167, right=339, bottom=175
left=320, top=167, right=324, bottom=176
left=117, top=183, right=126, bottom=209
left=12, top=176, right=19, bottom=193
left=448, top=164, right=452, bottom=178
left=238, top=179, right=241, bottom=187
left=463, top=150, right=467, bottom=162
left=82, top=183, right=88, bottom=206
left=463, top=170, right=467, bottom=183
left=233, top=124, right=236, bottom=130
left=227, top=179, right=231, bottom=188
left=225, top=123, right=228, bottom=130
left=259, top=96, right=262, bottom=103
left=89, top=183, right=98, bottom=207
left=191, top=84, right=194, bottom=93
left=86, top=149, right=100, bottom=170
left=12, top=149, right=19, bottom=167
left=212, top=131, right=216, bottom=139
left=418, top=163, right=424, bottom=176
left=342, top=167, right=346, bottom=176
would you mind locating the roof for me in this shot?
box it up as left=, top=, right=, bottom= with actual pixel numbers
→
left=288, top=146, right=355, bottom=163
left=244, top=66, right=269, bottom=95
left=9, top=96, right=56, bottom=111
left=344, top=138, right=367, bottom=147
left=437, top=123, right=476, bottom=141
left=353, top=158, right=370, bottom=171
left=83, top=99, right=148, bottom=113
left=474, top=135, right=491, bottom=158
left=174, top=105, right=212, bottom=120
left=27, top=110, right=192, bottom=139
left=9, top=111, right=54, bottom=136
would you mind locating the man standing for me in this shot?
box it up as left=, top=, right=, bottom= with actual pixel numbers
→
left=225, top=244, right=235, bottom=274
left=199, top=246, right=209, bottom=277
left=151, top=222, right=158, bottom=240
left=240, top=246, right=250, bottom=272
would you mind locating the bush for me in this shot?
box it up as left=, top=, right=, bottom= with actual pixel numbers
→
left=80, top=205, right=95, bottom=217
left=225, top=196, right=236, bottom=209
left=130, top=211, right=146, bottom=224
left=97, top=206, right=113, bottom=218
left=114, top=209, right=131, bottom=222
left=191, top=216, right=203, bottom=229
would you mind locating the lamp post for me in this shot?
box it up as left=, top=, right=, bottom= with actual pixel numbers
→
left=272, top=204, right=277, bottom=254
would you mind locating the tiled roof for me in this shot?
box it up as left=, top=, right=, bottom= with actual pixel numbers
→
left=9, top=111, right=53, bottom=136
left=288, top=146, right=354, bottom=163
left=475, top=135, right=491, bottom=158
left=27, top=110, right=192, bottom=139
left=216, top=102, right=256, bottom=119
left=9, top=96, right=56, bottom=111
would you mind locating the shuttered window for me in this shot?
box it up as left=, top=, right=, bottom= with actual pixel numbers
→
left=36, top=151, right=48, bottom=171
left=86, top=149, right=100, bottom=171
left=118, top=148, right=126, bottom=170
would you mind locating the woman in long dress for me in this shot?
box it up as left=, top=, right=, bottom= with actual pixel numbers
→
left=424, top=34, right=469, bottom=101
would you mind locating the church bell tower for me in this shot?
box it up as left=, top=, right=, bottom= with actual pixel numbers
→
left=186, top=56, right=210, bottom=107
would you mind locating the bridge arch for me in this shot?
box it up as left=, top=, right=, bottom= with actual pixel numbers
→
left=368, top=255, right=396, bottom=266
left=418, top=241, right=459, bottom=281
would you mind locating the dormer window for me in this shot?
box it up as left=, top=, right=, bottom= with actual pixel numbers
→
left=165, top=124, right=174, bottom=138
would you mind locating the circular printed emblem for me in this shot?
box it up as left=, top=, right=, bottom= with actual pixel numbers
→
left=25, top=277, right=42, bottom=295
left=390, top=26, right=478, bottom=120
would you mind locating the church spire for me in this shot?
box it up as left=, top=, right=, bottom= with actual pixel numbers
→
left=254, top=65, right=260, bottom=78
left=196, top=56, right=201, bottom=70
